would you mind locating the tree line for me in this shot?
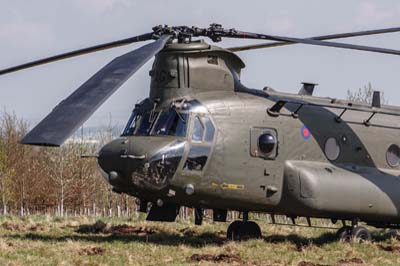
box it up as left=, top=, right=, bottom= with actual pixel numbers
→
left=0, top=110, right=137, bottom=217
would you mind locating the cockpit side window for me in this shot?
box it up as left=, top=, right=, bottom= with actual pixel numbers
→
left=192, top=116, right=204, bottom=142
left=202, top=117, right=215, bottom=143
left=184, top=114, right=215, bottom=173
left=183, top=146, right=211, bottom=171
left=122, top=110, right=140, bottom=136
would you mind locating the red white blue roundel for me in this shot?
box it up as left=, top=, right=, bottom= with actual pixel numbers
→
left=301, top=125, right=311, bottom=140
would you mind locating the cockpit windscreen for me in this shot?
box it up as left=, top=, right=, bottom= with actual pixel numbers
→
left=152, top=111, right=188, bottom=137
left=122, top=109, right=188, bottom=137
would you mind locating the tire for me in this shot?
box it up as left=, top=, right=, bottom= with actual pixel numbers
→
left=237, top=221, right=262, bottom=240
left=336, top=226, right=352, bottom=241
left=388, top=229, right=400, bottom=240
left=226, top=221, right=262, bottom=241
left=226, top=220, right=243, bottom=240
left=351, top=226, right=371, bottom=242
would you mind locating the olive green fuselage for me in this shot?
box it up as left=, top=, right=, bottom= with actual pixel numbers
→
left=98, top=40, right=400, bottom=226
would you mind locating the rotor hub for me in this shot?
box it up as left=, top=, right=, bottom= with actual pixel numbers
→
left=151, top=23, right=239, bottom=43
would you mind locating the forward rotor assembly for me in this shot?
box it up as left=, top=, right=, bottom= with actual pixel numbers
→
left=1, top=23, right=400, bottom=146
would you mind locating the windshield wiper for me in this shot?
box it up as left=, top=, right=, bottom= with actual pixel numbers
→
left=172, top=108, right=186, bottom=123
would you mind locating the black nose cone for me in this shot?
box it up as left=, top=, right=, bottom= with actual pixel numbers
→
left=97, top=138, right=130, bottom=175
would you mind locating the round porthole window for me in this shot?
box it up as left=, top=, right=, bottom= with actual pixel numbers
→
left=324, top=137, right=340, bottom=161
left=386, top=144, right=400, bottom=167
left=258, top=133, right=276, bottom=154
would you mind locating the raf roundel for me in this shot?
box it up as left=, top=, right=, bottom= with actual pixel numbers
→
left=301, top=126, right=311, bottom=140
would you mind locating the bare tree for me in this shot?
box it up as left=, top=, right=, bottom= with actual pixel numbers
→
left=346, top=82, right=387, bottom=104
left=0, top=137, right=13, bottom=215
left=44, top=145, right=77, bottom=216
left=0, top=110, right=31, bottom=215
left=0, top=109, right=137, bottom=217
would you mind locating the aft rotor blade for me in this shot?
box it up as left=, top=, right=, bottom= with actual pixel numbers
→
left=230, top=30, right=400, bottom=56
left=228, top=27, right=400, bottom=52
left=21, top=35, right=171, bottom=147
left=0, top=32, right=154, bottom=76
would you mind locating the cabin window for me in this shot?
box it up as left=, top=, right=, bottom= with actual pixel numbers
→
left=152, top=110, right=188, bottom=137
left=386, top=144, right=400, bottom=167
left=258, top=134, right=277, bottom=154
left=324, top=137, right=340, bottom=161
left=250, top=128, right=278, bottom=159
left=192, top=116, right=204, bottom=142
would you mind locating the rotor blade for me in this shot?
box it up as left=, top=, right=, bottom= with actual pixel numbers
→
left=0, top=32, right=154, bottom=76
left=230, top=30, right=400, bottom=56
left=228, top=27, right=400, bottom=52
left=21, top=34, right=171, bottom=147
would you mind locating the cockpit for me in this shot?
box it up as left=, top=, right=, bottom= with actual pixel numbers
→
left=98, top=99, right=216, bottom=192
left=122, top=109, right=189, bottom=137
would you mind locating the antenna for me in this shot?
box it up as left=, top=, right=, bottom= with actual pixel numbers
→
left=299, top=82, right=318, bottom=96
left=372, top=91, right=381, bottom=108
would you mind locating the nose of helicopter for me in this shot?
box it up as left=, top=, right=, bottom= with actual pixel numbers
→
left=97, top=137, right=186, bottom=189
left=97, top=138, right=137, bottom=175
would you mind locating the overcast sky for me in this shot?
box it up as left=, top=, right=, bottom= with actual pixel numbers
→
left=1, top=0, right=400, bottom=129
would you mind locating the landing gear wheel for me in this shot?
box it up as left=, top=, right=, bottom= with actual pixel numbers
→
left=227, top=221, right=242, bottom=240
left=336, top=226, right=352, bottom=241
left=226, top=220, right=262, bottom=241
left=388, top=229, right=400, bottom=240
left=351, top=226, right=371, bottom=242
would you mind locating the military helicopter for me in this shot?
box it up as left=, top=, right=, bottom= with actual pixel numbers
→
left=2, top=24, right=400, bottom=241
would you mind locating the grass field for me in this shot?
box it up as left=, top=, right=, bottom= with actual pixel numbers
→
left=0, top=215, right=399, bottom=266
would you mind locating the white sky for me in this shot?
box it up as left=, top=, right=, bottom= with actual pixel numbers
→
left=1, top=0, right=400, bottom=129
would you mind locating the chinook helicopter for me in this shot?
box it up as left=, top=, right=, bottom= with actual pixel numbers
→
left=3, top=24, right=400, bottom=241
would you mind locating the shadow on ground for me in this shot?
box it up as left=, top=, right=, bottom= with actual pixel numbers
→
left=8, top=231, right=226, bottom=247
left=264, top=232, right=338, bottom=249
left=5, top=222, right=395, bottom=248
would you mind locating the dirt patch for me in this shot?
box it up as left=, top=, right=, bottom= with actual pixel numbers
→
left=76, top=220, right=107, bottom=234
left=188, top=253, right=243, bottom=264
left=0, top=239, right=14, bottom=250
left=377, top=244, right=400, bottom=253
left=1, top=221, right=45, bottom=232
left=60, top=221, right=80, bottom=229
left=295, top=244, right=311, bottom=252
left=79, top=246, right=105, bottom=256
left=28, top=224, right=45, bottom=232
left=337, top=257, right=364, bottom=265
left=76, top=221, right=155, bottom=236
left=179, top=227, right=195, bottom=237
left=104, top=224, right=155, bottom=236
left=2, top=221, right=25, bottom=231
left=298, top=261, right=330, bottom=266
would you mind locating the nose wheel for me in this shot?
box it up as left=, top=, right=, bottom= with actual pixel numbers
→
left=226, top=212, right=262, bottom=241
left=336, top=225, right=371, bottom=242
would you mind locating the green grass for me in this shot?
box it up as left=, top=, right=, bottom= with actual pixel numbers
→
left=0, top=215, right=399, bottom=265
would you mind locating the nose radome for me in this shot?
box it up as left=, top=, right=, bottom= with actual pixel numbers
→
left=97, top=137, right=181, bottom=184
left=97, top=138, right=127, bottom=174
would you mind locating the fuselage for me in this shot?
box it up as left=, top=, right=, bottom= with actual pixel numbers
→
left=98, top=40, right=400, bottom=227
